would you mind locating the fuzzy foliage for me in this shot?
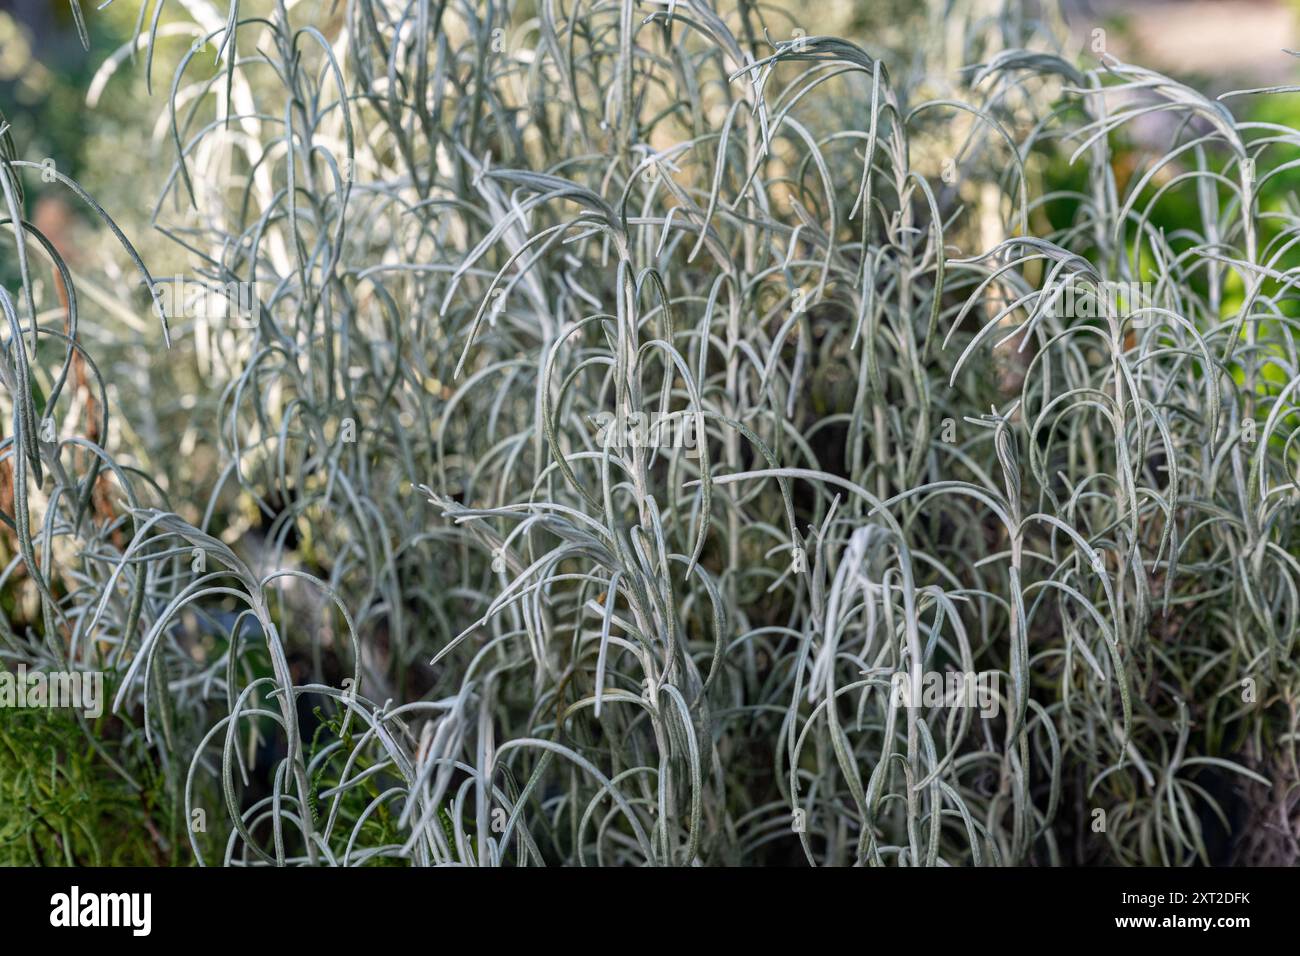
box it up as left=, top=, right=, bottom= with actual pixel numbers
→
left=2, top=0, right=1299, bottom=865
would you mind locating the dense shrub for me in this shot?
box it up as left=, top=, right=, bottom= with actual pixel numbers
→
left=2, top=0, right=1299, bottom=865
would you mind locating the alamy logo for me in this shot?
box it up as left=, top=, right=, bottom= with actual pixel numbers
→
left=891, top=670, right=1001, bottom=718
left=49, top=886, right=151, bottom=936
left=592, top=409, right=700, bottom=457
left=151, top=274, right=260, bottom=326
left=1051, top=274, right=1156, bottom=325
left=0, top=664, right=103, bottom=718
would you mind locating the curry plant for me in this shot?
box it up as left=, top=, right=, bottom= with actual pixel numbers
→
left=2, top=0, right=1298, bottom=865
